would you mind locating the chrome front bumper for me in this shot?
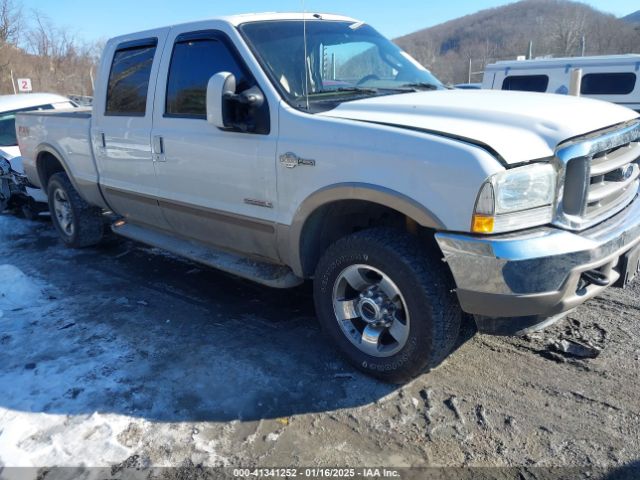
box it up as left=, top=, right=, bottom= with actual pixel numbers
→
left=436, top=195, right=640, bottom=334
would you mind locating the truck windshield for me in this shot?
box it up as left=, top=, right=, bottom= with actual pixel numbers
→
left=0, top=104, right=54, bottom=147
left=239, top=20, right=444, bottom=109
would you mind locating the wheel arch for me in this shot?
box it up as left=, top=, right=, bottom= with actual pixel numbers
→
left=284, top=183, right=445, bottom=278
left=34, top=143, right=108, bottom=209
left=35, top=144, right=73, bottom=191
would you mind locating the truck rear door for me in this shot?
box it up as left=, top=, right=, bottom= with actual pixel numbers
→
left=91, top=31, right=171, bottom=229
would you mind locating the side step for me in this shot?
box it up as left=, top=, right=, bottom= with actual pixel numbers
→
left=111, top=221, right=303, bottom=289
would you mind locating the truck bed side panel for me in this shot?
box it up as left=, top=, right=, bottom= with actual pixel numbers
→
left=16, top=109, right=108, bottom=209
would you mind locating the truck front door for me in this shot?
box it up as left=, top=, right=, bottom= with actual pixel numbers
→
left=150, top=27, right=279, bottom=261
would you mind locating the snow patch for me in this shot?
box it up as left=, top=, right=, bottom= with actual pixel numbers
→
left=0, top=264, right=44, bottom=314
left=0, top=411, right=133, bottom=467
left=0, top=213, right=39, bottom=237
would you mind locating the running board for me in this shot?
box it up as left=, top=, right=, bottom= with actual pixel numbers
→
left=111, top=222, right=303, bottom=289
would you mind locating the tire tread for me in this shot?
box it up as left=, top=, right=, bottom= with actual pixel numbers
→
left=314, top=227, right=461, bottom=382
left=48, top=172, right=103, bottom=248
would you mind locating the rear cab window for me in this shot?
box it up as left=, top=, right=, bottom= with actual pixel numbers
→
left=106, top=39, right=158, bottom=116
left=502, top=75, right=549, bottom=92
left=581, top=72, right=637, bottom=95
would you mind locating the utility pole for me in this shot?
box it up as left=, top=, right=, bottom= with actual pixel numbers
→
left=10, top=69, right=16, bottom=94
left=332, top=53, right=336, bottom=80
left=581, top=36, right=586, bottom=57
left=468, top=57, right=472, bottom=84
left=527, top=41, right=533, bottom=60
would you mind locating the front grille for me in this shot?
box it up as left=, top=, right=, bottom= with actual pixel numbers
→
left=586, top=143, right=640, bottom=220
left=555, top=120, right=640, bottom=231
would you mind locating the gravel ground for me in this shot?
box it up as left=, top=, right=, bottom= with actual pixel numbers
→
left=0, top=213, right=639, bottom=476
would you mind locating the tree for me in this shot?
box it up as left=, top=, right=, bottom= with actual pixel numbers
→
left=0, top=0, right=21, bottom=44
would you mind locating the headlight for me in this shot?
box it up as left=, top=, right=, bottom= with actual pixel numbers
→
left=472, top=163, right=556, bottom=234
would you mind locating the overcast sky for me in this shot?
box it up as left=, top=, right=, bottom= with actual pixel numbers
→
left=18, top=0, right=640, bottom=41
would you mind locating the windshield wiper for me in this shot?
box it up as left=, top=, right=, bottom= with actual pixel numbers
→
left=398, top=82, right=440, bottom=91
left=307, top=87, right=380, bottom=97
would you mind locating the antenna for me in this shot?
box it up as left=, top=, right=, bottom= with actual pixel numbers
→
left=302, top=0, right=310, bottom=110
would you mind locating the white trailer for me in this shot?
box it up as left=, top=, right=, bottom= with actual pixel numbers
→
left=482, top=54, right=640, bottom=112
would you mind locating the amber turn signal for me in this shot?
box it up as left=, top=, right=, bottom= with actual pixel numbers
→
left=472, top=215, right=495, bottom=234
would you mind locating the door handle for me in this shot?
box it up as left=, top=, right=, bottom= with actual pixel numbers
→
left=152, top=135, right=166, bottom=162
left=95, top=132, right=106, bottom=154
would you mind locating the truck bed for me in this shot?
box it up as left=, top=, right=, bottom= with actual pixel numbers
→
left=16, top=108, right=107, bottom=209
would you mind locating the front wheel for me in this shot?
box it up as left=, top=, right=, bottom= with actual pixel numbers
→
left=314, top=228, right=461, bottom=383
left=47, top=172, right=104, bottom=248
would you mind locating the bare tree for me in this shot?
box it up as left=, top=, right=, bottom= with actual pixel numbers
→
left=0, top=0, right=21, bottom=44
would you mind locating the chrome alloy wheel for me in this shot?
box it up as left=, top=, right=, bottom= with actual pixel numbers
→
left=332, top=264, right=410, bottom=357
left=53, top=188, right=74, bottom=237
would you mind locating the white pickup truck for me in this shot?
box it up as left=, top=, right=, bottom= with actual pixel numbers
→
left=16, top=13, right=640, bottom=382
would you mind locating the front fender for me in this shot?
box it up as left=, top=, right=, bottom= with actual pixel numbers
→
left=280, top=182, right=445, bottom=276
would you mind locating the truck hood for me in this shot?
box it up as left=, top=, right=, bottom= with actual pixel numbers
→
left=0, top=146, right=24, bottom=174
left=318, top=90, right=640, bottom=165
left=0, top=146, right=20, bottom=160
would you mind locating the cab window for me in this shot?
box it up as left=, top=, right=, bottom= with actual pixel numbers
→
left=165, top=34, right=251, bottom=118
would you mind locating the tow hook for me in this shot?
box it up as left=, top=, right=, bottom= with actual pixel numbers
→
left=581, top=270, right=610, bottom=287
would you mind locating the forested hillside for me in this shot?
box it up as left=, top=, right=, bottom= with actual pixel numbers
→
left=395, top=0, right=640, bottom=84
left=623, top=11, right=640, bottom=24
left=0, top=0, right=99, bottom=95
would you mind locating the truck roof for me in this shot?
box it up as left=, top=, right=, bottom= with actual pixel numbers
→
left=0, top=93, right=72, bottom=113
left=106, top=13, right=359, bottom=44
left=219, top=12, right=358, bottom=26
left=486, top=54, right=640, bottom=71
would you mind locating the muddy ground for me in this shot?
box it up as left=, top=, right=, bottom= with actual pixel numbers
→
left=0, top=213, right=639, bottom=475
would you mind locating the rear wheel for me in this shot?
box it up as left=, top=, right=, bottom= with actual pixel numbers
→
left=47, top=172, right=104, bottom=248
left=314, top=228, right=461, bottom=383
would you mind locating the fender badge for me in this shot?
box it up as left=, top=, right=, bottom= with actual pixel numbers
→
left=280, top=152, right=316, bottom=169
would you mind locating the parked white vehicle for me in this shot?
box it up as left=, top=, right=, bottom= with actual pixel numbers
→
left=15, top=13, right=640, bottom=382
left=453, top=83, right=482, bottom=90
left=482, top=54, right=640, bottom=112
left=0, top=93, right=77, bottom=217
